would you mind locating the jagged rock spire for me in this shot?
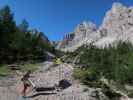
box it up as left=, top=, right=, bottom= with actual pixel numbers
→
left=57, top=2, right=133, bottom=51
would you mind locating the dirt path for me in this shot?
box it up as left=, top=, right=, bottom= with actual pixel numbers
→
left=0, top=76, right=20, bottom=100
left=0, top=61, right=109, bottom=100
left=26, top=62, right=108, bottom=100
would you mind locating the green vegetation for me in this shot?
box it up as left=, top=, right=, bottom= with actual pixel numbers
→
left=0, top=5, right=58, bottom=76
left=0, top=5, right=55, bottom=64
left=128, top=91, right=133, bottom=98
left=21, top=63, right=40, bottom=72
left=73, top=41, right=133, bottom=89
left=71, top=41, right=133, bottom=98
left=0, top=63, right=40, bottom=76
left=0, top=65, right=12, bottom=76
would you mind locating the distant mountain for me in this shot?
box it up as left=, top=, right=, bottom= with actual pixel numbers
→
left=57, top=2, right=133, bottom=52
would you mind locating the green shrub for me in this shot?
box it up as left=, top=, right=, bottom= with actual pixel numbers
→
left=73, top=68, right=86, bottom=80
left=73, top=41, right=133, bottom=86
left=128, top=91, right=133, bottom=98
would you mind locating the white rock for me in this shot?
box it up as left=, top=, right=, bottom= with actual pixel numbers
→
left=57, top=2, right=133, bottom=51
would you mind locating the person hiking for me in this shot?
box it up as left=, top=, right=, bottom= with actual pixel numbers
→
left=21, top=70, right=32, bottom=97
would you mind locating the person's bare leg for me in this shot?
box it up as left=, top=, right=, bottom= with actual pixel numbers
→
left=22, top=85, right=27, bottom=97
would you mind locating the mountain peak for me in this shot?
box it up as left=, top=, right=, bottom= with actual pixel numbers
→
left=111, top=2, right=127, bottom=14
left=75, top=21, right=96, bottom=34
left=57, top=3, right=133, bottom=51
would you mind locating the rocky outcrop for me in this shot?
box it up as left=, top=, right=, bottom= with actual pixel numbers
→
left=30, top=29, right=50, bottom=45
left=72, top=21, right=97, bottom=45
left=57, top=21, right=98, bottom=51
left=57, top=33, right=75, bottom=49
left=57, top=2, right=133, bottom=51
left=96, top=2, right=133, bottom=46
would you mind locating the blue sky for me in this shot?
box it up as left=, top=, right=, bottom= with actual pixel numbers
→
left=0, top=0, right=133, bottom=41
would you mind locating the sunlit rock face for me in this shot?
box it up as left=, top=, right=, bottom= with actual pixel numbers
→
left=96, top=2, right=133, bottom=47
left=73, top=21, right=97, bottom=44
left=57, top=2, right=133, bottom=51
left=57, top=21, right=98, bottom=51
left=56, top=33, right=75, bottom=49
left=100, top=3, right=133, bottom=37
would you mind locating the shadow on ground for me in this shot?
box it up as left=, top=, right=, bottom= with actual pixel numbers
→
left=35, top=87, right=56, bottom=92
left=28, top=92, right=56, bottom=98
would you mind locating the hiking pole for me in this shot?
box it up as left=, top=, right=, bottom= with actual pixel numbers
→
left=55, top=58, right=63, bottom=100
left=28, top=79, right=36, bottom=88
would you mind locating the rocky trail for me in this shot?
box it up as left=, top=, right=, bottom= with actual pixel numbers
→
left=0, top=61, right=131, bottom=100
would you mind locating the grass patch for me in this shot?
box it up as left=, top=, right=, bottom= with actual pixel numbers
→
left=21, top=63, right=40, bottom=72
left=0, top=65, right=12, bottom=76
left=0, top=62, right=40, bottom=77
left=128, top=91, right=133, bottom=98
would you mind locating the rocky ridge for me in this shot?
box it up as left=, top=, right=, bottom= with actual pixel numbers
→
left=57, top=2, right=133, bottom=51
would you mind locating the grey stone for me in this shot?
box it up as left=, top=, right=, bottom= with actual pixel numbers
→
left=57, top=2, right=133, bottom=51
